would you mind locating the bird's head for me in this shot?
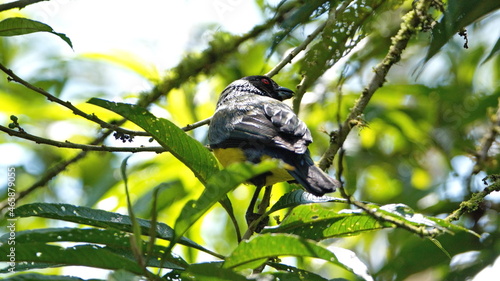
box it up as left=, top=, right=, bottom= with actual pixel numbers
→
left=241, top=76, right=294, bottom=101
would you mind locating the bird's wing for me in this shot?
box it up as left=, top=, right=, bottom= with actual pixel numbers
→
left=210, top=100, right=312, bottom=154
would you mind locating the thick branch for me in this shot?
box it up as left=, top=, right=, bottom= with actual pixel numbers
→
left=319, top=0, right=435, bottom=169
left=0, top=125, right=165, bottom=153
left=0, top=0, right=47, bottom=12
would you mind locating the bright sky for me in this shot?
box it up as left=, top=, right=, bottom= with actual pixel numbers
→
left=28, top=0, right=263, bottom=68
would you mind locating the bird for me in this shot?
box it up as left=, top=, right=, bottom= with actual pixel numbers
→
left=208, top=75, right=339, bottom=197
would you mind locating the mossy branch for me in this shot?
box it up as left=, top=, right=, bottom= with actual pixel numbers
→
left=319, top=0, right=438, bottom=170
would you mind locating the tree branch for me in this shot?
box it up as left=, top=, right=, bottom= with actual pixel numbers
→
left=290, top=0, right=355, bottom=114
left=0, top=124, right=165, bottom=153
left=181, top=117, right=211, bottom=131
left=0, top=0, right=47, bottom=12
left=319, top=0, right=436, bottom=170
left=446, top=175, right=500, bottom=223
left=265, top=19, right=328, bottom=78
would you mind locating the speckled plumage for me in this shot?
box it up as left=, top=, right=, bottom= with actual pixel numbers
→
left=208, top=76, right=339, bottom=196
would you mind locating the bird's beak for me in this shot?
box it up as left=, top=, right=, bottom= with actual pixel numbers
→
left=276, top=86, right=294, bottom=101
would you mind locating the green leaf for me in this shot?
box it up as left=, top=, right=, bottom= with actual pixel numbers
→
left=223, top=233, right=339, bottom=270
left=172, top=161, right=278, bottom=245
left=120, top=155, right=143, bottom=259
left=181, top=262, right=249, bottom=281
left=0, top=273, right=101, bottom=281
left=425, top=0, right=500, bottom=62
left=12, top=203, right=216, bottom=257
left=268, top=189, right=348, bottom=214
left=0, top=228, right=188, bottom=270
left=218, top=194, right=242, bottom=241
left=0, top=242, right=144, bottom=274
left=264, top=263, right=329, bottom=281
left=263, top=204, right=393, bottom=240
left=0, top=17, right=73, bottom=48
left=87, top=98, right=219, bottom=185
left=108, top=270, right=143, bottom=281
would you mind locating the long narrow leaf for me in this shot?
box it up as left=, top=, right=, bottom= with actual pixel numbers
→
left=12, top=203, right=217, bottom=257
left=0, top=228, right=188, bottom=270
left=0, top=243, right=144, bottom=274
left=87, top=98, right=218, bottom=185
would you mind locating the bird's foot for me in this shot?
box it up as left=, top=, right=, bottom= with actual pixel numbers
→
left=246, top=212, right=269, bottom=233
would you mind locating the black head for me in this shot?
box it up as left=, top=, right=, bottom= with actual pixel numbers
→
left=241, top=76, right=294, bottom=101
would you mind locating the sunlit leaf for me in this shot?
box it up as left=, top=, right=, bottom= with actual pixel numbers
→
left=82, top=51, right=160, bottom=82
left=223, top=233, right=367, bottom=278
left=263, top=204, right=393, bottom=240
left=0, top=17, right=73, bottom=48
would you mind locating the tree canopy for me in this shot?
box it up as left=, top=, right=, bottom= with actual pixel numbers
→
left=0, top=0, right=499, bottom=280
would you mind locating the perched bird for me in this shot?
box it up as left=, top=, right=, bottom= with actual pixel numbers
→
left=208, top=76, right=339, bottom=197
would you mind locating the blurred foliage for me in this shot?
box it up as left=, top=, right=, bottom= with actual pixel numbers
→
left=1, top=0, right=500, bottom=280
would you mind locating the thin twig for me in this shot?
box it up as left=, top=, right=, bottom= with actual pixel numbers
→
left=0, top=0, right=47, bottom=12
left=0, top=62, right=151, bottom=137
left=0, top=124, right=165, bottom=153
left=319, top=0, right=436, bottom=170
left=0, top=137, right=101, bottom=211
left=181, top=117, right=211, bottom=131
left=349, top=199, right=442, bottom=238
left=473, top=100, right=500, bottom=174
left=290, top=0, right=354, bottom=114
left=265, top=21, right=328, bottom=78
left=446, top=175, right=500, bottom=223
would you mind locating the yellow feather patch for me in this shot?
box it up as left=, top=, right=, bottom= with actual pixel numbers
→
left=212, top=148, right=294, bottom=185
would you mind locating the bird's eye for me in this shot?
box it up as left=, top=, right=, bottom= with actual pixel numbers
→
left=261, top=78, right=270, bottom=85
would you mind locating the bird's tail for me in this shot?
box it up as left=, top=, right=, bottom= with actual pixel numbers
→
left=288, top=153, right=339, bottom=196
